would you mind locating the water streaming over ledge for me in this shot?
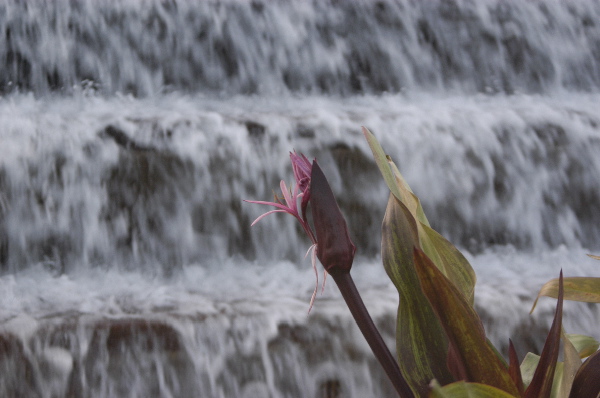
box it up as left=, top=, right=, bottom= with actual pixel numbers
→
left=1, top=1, right=600, bottom=397
left=1, top=0, right=600, bottom=96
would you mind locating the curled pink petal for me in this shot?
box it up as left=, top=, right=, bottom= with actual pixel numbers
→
left=290, top=151, right=312, bottom=193
left=250, top=210, right=287, bottom=226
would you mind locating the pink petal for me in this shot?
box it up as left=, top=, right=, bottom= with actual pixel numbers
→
left=279, top=180, right=293, bottom=210
left=250, top=210, right=287, bottom=226
left=244, top=199, right=294, bottom=213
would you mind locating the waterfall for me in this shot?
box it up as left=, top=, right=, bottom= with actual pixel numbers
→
left=0, top=0, right=599, bottom=96
left=1, top=94, right=599, bottom=274
left=1, top=1, right=600, bottom=397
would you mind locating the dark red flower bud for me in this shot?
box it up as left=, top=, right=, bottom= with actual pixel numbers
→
left=309, top=160, right=356, bottom=274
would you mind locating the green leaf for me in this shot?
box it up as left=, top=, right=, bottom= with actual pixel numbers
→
left=521, top=353, right=540, bottom=388
left=387, top=158, right=430, bottom=227
left=362, top=127, right=429, bottom=229
left=568, top=350, right=600, bottom=398
left=382, top=194, right=453, bottom=396
left=521, top=352, right=564, bottom=398
left=560, top=330, right=582, bottom=398
left=565, top=334, right=600, bottom=359
left=525, top=271, right=564, bottom=398
left=421, top=224, right=476, bottom=305
left=531, top=277, right=600, bottom=313
left=550, top=363, right=564, bottom=398
left=429, top=381, right=518, bottom=398
left=519, top=356, right=565, bottom=398
left=413, top=248, right=520, bottom=396
left=362, top=126, right=404, bottom=203
left=363, top=126, right=476, bottom=304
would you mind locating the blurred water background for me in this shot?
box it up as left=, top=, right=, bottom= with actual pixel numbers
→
left=1, top=1, right=600, bottom=397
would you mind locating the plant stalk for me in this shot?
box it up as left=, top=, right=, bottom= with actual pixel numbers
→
left=330, top=270, right=414, bottom=398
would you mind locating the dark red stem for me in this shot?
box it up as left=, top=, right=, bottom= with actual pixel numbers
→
left=330, top=270, right=414, bottom=398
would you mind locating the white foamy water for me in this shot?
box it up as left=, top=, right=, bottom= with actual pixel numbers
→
left=2, top=0, right=600, bottom=396
left=0, top=92, right=599, bottom=397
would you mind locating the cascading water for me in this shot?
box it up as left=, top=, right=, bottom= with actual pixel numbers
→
left=1, top=1, right=600, bottom=397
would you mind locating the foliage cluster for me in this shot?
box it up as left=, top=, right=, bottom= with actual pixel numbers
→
left=363, top=127, right=600, bottom=397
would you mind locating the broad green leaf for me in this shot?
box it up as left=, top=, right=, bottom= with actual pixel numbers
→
left=363, top=126, right=476, bottom=304
left=526, top=331, right=585, bottom=398
left=387, top=158, right=430, bottom=227
left=560, top=330, right=581, bottom=398
left=363, top=127, right=429, bottom=228
left=565, top=334, right=600, bottom=359
left=521, top=353, right=540, bottom=388
left=568, top=350, right=600, bottom=398
left=421, top=224, right=476, bottom=305
left=362, top=126, right=404, bottom=203
left=550, top=363, right=564, bottom=398
left=525, top=272, right=564, bottom=398
left=429, top=380, right=518, bottom=398
left=520, top=356, right=565, bottom=398
left=531, top=277, right=600, bottom=313
left=413, top=248, right=520, bottom=396
left=382, top=195, right=453, bottom=396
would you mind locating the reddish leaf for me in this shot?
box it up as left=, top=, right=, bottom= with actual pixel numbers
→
left=508, top=340, right=525, bottom=397
left=447, top=343, right=468, bottom=382
left=309, top=160, right=355, bottom=273
left=569, top=349, right=600, bottom=398
left=430, top=381, right=521, bottom=398
left=525, top=271, right=564, bottom=398
left=413, top=248, right=520, bottom=396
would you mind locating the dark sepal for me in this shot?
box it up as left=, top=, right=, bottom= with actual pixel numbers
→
left=309, top=160, right=356, bottom=273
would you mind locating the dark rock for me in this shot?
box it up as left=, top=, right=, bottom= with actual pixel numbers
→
left=245, top=121, right=266, bottom=139
left=82, top=319, right=198, bottom=397
left=296, top=124, right=316, bottom=138
left=0, top=333, right=41, bottom=397
left=101, top=133, right=195, bottom=274
left=101, top=125, right=153, bottom=152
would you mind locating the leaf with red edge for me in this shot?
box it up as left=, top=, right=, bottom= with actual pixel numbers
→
left=363, top=126, right=476, bottom=305
left=508, top=340, right=525, bottom=397
left=525, top=271, right=563, bottom=398
left=413, top=248, right=520, bottom=396
left=382, top=195, right=453, bottom=396
left=569, top=349, right=600, bottom=398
